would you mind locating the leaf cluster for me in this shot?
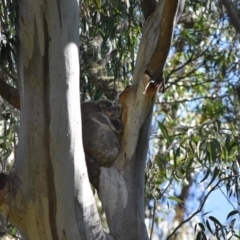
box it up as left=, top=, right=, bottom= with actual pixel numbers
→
left=80, top=0, right=143, bottom=101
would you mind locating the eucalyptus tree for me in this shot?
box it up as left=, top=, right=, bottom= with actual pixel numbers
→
left=1, top=0, right=240, bottom=239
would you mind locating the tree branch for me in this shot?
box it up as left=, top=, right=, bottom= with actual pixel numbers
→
left=133, top=0, right=185, bottom=85
left=166, top=175, right=239, bottom=240
left=0, top=78, right=20, bottom=110
left=145, top=0, right=180, bottom=81
left=222, top=0, right=240, bottom=34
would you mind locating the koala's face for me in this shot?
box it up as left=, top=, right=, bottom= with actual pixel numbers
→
left=105, top=106, right=122, bottom=119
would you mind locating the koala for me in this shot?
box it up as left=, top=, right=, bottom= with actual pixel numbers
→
left=81, top=99, right=122, bottom=190
left=81, top=100, right=122, bottom=166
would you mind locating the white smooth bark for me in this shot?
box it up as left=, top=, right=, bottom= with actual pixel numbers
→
left=2, top=0, right=107, bottom=239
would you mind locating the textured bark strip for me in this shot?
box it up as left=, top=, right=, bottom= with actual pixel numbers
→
left=146, top=0, right=179, bottom=80
left=47, top=154, right=59, bottom=240
left=43, top=15, right=59, bottom=240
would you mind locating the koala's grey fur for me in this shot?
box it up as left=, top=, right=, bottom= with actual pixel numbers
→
left=81, top=100, right=122, bottom=190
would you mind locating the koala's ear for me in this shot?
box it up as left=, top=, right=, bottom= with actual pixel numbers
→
left=104, top=106, right=122, bottom=119
left=97, top=99, right=113, bottom=110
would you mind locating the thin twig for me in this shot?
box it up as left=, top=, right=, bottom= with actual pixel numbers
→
left=161, top=94, right=229, bottom=105
left=150, top=199, right=156, bottom=240
left=166, top=175, right=239, bottom=240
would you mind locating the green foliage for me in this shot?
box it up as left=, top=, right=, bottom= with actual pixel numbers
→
left=80, top=0, right=142, bottom=101
left=0, top=0, right=18, bottom=173
left=0, top=0, right=17, bottom=83
left=195, top=214, right=240, bottom=240
left=0, top=113, right=16, bottom=172
left=145, top=0, right=240, bottom=238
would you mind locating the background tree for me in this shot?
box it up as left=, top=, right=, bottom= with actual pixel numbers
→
left=1, top=0, right=240, bottom=239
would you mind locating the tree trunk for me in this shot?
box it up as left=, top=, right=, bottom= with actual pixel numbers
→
left=0, top=0, right=108, bottom=239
